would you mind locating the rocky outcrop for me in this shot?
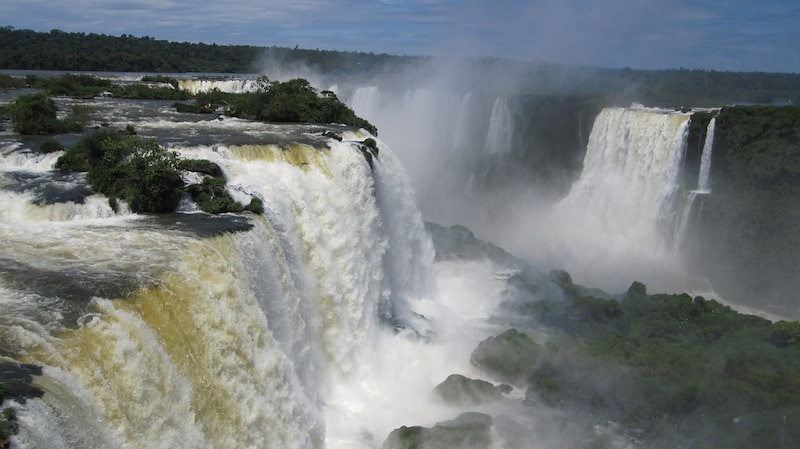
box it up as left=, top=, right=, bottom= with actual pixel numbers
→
left=433, top=374, right=505, bottom=406
left=469, top=329, right=541, bottom=385
left=382, top=412, right=492, bottom=449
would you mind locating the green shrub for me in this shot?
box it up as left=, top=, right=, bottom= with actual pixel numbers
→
left=225, top=78, right=377, bottom=134
left=33, top=73, right=112, bottom=97
left=8, top=92, right=60, bottom=134
left=179, top=159, right=224, bottom=177
left=58, top=131, right=184, bottom=212
left=110, top=84, right=191, bottom=100
left=0, top=420, right=11, bottom=441
left=1, top=408, right=16, bottom=422
left=244, top=197, right=264, bottom=214
left=470, top=329, right=541, bottom=384
left=0, top=74, right=24, bottom=90
left=768, top=321, right=800, bottom=347
left=187, top=177, right=243, bottom=214
left=39, top=141, right=66, bottom=153
left=7, top=93, right=89, bottom=134
left=56, top=129, right=125, bottom=171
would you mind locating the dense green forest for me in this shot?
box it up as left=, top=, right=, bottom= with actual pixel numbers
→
left=484, top=269, right=800, bottom=449
left=685, top=105, right=800, bottom=316
left=0, top=27, right=413, bottom=75
left=2, top=27, right=800, bottom=108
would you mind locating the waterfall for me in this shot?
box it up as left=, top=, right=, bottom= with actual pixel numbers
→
left=697, top=117, right=716, bottom=194
left=351, top=86, right=380, bottom=120
left=563, top=107, right=690, bottom=238
left=177, top=78, right=261, bottom=94
left=484, top=97, right=513, bottom=155
left=0, top=128, right=434, bottom=449
left=534, top=106, right=693, bottom=292
left=673, top=116, right=717, bottom=253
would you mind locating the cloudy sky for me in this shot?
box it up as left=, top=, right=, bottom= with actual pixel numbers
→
left=3, top=0, right=799, bottom=73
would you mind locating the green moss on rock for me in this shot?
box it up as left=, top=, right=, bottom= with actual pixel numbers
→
left=383, top=412, right=492, bottom=449
left=433, top=374, right=504, bottom=406
left=470, top=329, right=541, bottom=385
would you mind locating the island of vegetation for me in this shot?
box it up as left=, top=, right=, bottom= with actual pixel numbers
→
left=0, top=73, right=377, bottom=214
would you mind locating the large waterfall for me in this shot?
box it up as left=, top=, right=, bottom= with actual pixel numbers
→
left=0, top=99, right=470, bottom=448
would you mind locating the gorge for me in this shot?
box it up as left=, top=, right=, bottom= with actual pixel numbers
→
left=0, top=68, right=798, bottom=448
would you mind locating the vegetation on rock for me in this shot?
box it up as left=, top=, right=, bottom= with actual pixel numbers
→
left=470, top=329, right=542, bottom=385
left=5, top=92, right=84, bottom=134
left=358, top=137, right=380, bottom=168
left=383, top=412, right=492, bottom=449
left=685, top=105, right=800, bottom=315
left=223, top=77, right=377, bottom=134
left=489, top=269, right=800, bottom=449
left=432, top=374, right=504, bottom=406
left=22, top=73, right=191, bottom=100
left=56, top=130, right=263, bottom=214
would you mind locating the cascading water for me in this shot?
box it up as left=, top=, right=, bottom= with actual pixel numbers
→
left=0, top=98, right=450, bottom=449
left=673, top=116, right=717, bottom=253
left=177, top=79, right=261, bottom=94
left=509, top=106, right=698, bottom=293
left=697, top=117, right=716, bottom=194
left=483, top=97, right=513, bottom=155
left=350, top=86, right=380, bottom=122
left=347, top=85, right=499, bottom=226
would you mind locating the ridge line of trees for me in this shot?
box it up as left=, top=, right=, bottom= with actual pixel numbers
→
left=0, top=26, right=416, bottom=75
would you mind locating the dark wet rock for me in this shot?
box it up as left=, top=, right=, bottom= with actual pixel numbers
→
left=179, top=159, right=224, bottom=177
left=0, top=257, right=140, bottom=304
left=145, top=212, right=253, bottom=238
left=433, top=374, right=504, bottom=406
left=424, top=222, right=529, bottom=270
left=0, top=362, right=44, bottom=402
left=383, top=412, right=492, bottom=449
left=388, top=311, right=436, bottom=342
left=470, top=329, right=541, bottom=385
left=5, top=171, right=94, bottom=205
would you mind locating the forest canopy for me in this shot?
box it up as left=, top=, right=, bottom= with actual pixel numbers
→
left=2, top=27, right=800, bottom=108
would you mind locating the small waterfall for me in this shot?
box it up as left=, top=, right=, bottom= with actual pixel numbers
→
left=484, top=97, right=513, bottom=155
left=673, top=116, right=716, bottom=252
left=452, top=92, right=474, bottom=152
left=697, top=117, right=716, bottom=193
left=177, top=78, right=261, bottom=94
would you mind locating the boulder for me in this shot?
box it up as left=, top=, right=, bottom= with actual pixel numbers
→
left=383, top=412, right=492, bottom=449
left=470, top=329, right=541, bottom=385
left=433, top=374, right=504, bottom=406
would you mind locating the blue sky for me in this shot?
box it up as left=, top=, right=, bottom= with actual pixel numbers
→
left=2, top=0, right=799, bottom=73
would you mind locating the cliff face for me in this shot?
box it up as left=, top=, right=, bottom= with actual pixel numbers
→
left=686, top=106, right=800, bottom=318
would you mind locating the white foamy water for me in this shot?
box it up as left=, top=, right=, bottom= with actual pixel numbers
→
left=2, top=104, right=509, bottom=449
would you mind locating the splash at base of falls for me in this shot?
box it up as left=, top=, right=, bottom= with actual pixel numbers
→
left=0, top=98, right=441, bottom=449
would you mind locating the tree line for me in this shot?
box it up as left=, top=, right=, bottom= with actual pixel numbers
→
left=4, top=27, right=800, bottom=108
left=0, top=27, right=414, bottom=75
